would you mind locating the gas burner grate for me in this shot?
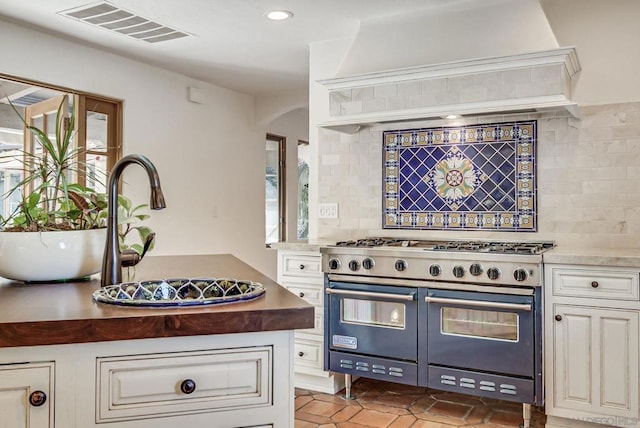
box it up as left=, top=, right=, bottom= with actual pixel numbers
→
left=336, top=238, right=405, bottom=247
left=432, top=241, right=554, bottom=255
left=332, top=238, right=554, bottom=254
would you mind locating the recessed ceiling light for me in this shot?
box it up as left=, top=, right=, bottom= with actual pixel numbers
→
left=445, top=114, right=458, bottom=119
left=265, top=10, right=293, bottom=21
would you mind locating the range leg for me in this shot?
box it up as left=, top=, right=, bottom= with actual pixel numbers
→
left=344, top=374, right=352, bottom=399
left=522, top=403, right=531, bottom=428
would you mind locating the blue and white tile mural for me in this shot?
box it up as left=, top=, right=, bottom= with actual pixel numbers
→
left=383, top=121, right=537, bottom=231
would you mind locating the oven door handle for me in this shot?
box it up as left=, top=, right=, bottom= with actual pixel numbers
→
left=424, top=296, right=532, bottom=311
left=326, top=288, right=416, bottom=301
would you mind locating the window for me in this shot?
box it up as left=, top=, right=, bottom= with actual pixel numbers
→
left=297, top=140, right=309, bottom=240
left=77, top=96, right=120, bottom=192
left=265, top=133, right=285, bottom=244
left=0, top=75, right=122, bottom=214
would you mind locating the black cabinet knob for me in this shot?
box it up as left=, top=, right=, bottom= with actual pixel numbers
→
left=555, top=314, right=563, bottom=321
left=29, top=390, right=47, bottom=407
left=298, top=351, right=304, bottom=357
left=591, top=281, right=599, bottom=288
left=299, top=264, right=305, bottom=270
left=180, top=379, right=196, bottom=394
left=299, top=292, right=305, bottom=298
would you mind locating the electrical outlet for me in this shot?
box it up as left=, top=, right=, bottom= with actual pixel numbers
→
left=319, top=203, right=339, bottom=219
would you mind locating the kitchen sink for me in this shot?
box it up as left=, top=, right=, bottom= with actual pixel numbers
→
left=93, top=277, right=265, bottom=307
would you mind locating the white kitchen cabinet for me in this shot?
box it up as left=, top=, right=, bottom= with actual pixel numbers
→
left=277, top=249, right=344, bottom=393
left=96, top=347, right=272, bottom=423
left=0, top=362, right=54, bottom=428
left=545, top=264, right=640, bottom=428
left=0, top=331, right=294, bottom=428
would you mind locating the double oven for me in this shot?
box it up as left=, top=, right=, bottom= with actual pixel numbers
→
left=322, top=239, right=552, bottom=426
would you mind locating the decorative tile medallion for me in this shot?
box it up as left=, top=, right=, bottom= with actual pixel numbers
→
left=382, top=121, right=537, bottom=231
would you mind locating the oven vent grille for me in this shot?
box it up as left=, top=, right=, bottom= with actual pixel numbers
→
left=58, top=1, right=190, bottom=43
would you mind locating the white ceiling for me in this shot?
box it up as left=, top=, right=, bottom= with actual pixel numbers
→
left=0, top=0, right=482, bottom=96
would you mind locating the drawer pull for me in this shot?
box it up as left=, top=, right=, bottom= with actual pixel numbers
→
left=298, top=351, right=304, bottom=357
left=299, top=292, right=305, bottom=298
left=29, top=391, right=47, bottom=407
left=591, top=281, right=599, bottom=288
left=180, top=379, right=197, bottom=395
left=555, top=314, right=563, bottom=321
left=299, top=264, right=306, bottom=270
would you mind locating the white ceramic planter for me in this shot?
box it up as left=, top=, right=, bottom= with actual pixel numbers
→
left=0, top=229, right=107, bottom=282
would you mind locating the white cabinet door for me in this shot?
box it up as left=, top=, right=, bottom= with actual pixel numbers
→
left=550, top=304, right=639, bottom=424
left=0, top=363, right=54, bottom=428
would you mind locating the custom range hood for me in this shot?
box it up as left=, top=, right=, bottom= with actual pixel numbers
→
left=317, top=47, right=581, bottom=133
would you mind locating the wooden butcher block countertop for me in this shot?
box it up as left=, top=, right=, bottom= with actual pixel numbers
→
left=0, top=254, right=314, bottom=348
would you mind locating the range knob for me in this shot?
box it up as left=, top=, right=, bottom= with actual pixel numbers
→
left=394, top=259, right=407, bottom=272
left=452, top=265, right=465, bottom=278
left=514, top=268, right=529, bottom=282
left=469, top=263, right=483, bottom=276
left=362, top=258, right=375, bottom=270
left=328, top=258, right=341, bottom=270
left=429, top=264, right=442, bottom=277
left=348, top=260, right=360, bottom=272
left=487, top=267, right=501, bottom=280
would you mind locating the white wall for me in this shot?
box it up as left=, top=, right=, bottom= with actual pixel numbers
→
left=540, top=0, right=640, bottom=105
left=0, top=18, right=279, bottom=279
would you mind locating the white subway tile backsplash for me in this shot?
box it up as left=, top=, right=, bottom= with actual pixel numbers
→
left=407, top=94, right=438, bottom=108
left=319, top=71, right=639, bottom=248
left=397, top=81, right=422, bottom=97
left=362, top=97, right=386, bottom=113
left=516, top=80, right=552, bottom=98
left=612, top=124, right=640, bottom=139
left=321, top=154, right=341, bottom=166
left=385, top=96, right=408, bottom=111
left=341, top=100, right=363, bottom=115
left=582, top=181, right=612, bottom=194
left=330, top=90, right=352, bottom=102
left=459, top=86, right=488, bottom=103
left=531, top=64, right=561, bottom=84
left=501, top=68, right=532, bottom=85
left=373, top=84, right=398, bottom=98
left=352, top=87, right=375, bottom=101
left=595, top=166, right=627, bottom=180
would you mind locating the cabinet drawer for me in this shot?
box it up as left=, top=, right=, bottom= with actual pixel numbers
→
left=281, top=254, right=322, bottom=280
left=285, top=283, right=323, bottom=307
left=294, top=339, right=323, bottom=371
left=97, top=347, right=271, bottom=422
left=552, top=267, right=639, bottom=301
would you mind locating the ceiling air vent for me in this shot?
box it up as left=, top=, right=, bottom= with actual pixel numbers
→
left=59, top=1, right=190, bottom=43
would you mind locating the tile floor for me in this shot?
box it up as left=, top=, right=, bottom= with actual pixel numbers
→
left=295, top=378, right=545, bottom=428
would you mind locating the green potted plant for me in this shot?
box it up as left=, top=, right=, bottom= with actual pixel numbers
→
left=0, top=95, right=154, bottom=282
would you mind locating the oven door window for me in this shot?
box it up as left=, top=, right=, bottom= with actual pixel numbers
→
left=441, top=307, right=518, bottom=342
left=341, top=298, right=406, bottom=329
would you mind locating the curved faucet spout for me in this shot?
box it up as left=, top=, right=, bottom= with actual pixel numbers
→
left=101, top=154, right=166, bottom=287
